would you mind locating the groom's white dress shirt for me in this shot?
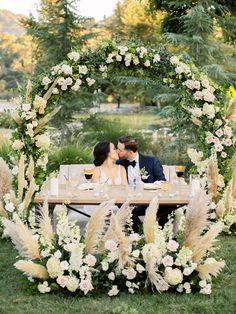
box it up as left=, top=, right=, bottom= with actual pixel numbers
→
left=127, top=153, right=140, bottom=185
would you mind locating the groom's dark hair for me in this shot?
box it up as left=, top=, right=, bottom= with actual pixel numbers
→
left=119, top=135, right=138, bottom=152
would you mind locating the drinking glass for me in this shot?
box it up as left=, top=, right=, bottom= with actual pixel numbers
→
left=84, top=168, right=93, bottom=183
left=175, top=166, right=186, bottom=196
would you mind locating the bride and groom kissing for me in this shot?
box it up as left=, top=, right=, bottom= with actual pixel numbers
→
left=91, top=135, right=172, bottom=232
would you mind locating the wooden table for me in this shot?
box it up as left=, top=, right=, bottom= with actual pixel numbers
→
left=35, top=184, right=191, bottom=207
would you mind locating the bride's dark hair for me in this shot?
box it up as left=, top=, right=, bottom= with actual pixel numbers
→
left=93, top=141, right=111, bottom=166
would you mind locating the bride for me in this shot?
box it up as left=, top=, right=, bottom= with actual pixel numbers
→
left=92, top=141, right=127, bottom=185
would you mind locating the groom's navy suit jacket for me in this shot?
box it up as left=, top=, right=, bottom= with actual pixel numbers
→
left=117, top=153, right=166, bottom=182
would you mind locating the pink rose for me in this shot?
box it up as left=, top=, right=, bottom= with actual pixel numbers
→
left=79, top=279, right=93, bottom=295
left=162, top=255, right=174, bottom=267
left=84, top=254, right=97, bottom=267
left=167, top=240, right=179, bottom=252
left=105, top=240, right=118, bottom=251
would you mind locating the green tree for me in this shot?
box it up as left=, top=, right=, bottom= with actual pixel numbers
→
left=22, top=0, right=91, bottom=74
left=149, top=0, right=236, bottom=44
left=106, top=0, right=164, bottom=45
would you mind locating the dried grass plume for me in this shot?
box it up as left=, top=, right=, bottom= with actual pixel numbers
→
left=14, top=260, right=49, bottom=280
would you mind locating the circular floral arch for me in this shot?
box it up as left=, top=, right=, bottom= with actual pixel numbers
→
left=8, top=41, right=236, bottom=226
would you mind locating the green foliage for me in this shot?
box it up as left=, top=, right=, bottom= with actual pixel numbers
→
left=47, top=143, right=93, bottom=174
left=0, top=112, right=15, bottom=129
left=0, top=137, right=11, bottom=164
left=22, top=0, right=92, bottom=74
left=77, top=114, right=150, bottom=153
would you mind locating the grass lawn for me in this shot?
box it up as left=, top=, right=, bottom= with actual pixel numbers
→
left=0, top=236, right=235, bottom=314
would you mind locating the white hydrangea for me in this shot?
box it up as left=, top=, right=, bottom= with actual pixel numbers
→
left=175, top=247, right=192, bottom=266
left=61, top=64, right=73, bottom=75
left=144, top=60, right=151, bottom=67
left=38, top=281, right=51, bottom=293
left=67, top=51, right=80, bottom=62
left=170, top=56, right=180, bottom=65
left=22, top=103, right=31, bottom=112
left=118, top=46, right=128, bottom=55
left=108, top=285, right=119, bottom=296
left=78, top=65, right=88, bottom=75
left=86, top=77, right=96, bottom=86
left=153, top=54, right=160, bottom=63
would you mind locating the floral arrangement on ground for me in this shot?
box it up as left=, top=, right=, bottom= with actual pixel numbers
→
left=3, top=193, right=225, bottom=296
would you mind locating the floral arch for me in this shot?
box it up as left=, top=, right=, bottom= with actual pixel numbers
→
left=8, top=41, right=235, bottom=224
left=0, top=41, right=235, bottom=296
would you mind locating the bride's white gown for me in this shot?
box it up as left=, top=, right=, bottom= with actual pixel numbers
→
left=84, top=165, right=122, bottom=215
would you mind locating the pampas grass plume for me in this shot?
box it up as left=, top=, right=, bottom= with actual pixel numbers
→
left=14, top=260, right=49, bottom=280
left=143, top=197, right=159, bottom=244
left=0, top=157, right=12, bottom=198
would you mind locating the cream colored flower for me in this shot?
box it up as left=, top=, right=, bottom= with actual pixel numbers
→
left=67, top=51, right=80, bottom=62
left=79, top=279, right=93, bottom=295
left=12, top=139, right=24, bottom=150
left=66, top=276, right=79, bottom=292
left=38, top=281, right=51, bottom=293
left=164, top=268, right=183, bottom=286
left=108, top=285, right=119, bottom=296
left=22, top=103, right=31, bottom=112
left=33, top=95, right=47, bottom=114
left=35, top=134, right=50, bottom=149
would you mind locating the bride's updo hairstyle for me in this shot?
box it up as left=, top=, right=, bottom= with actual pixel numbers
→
left=93, top=141, right=111, bottom=166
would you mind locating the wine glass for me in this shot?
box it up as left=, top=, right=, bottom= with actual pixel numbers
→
left=175, top=166, right=185, bottom=178
left=84, top=168, right=93, bottom=183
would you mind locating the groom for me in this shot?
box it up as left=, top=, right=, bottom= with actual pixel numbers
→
left=117, top=135, right=173, bottom=232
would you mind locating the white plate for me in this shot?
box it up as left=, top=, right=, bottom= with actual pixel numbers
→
left=78, top=183, right=95, bottom=190
left=143, top=183, right=160, bottom=190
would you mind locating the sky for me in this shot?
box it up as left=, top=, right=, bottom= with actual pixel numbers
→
left=0, top=0, right=118, bottom=21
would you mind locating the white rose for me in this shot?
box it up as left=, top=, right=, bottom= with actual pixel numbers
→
left=108, top=285, right=119, bottom=297
left=164, top=268, right=183, bottom=286
left=84, top=254, right=96, bottom=267
left=199, top=280, right=207, bottom=288
left=22, top=103, right=31, bottom=112
left=132, top=249, right=140, bottom=258
left=66, top=276, right=79, bottom=292
left=170, top=56, right=180, bottom=65
left=108, top=272, right=115, bottom=281
left=129, top=233, right=139, bottom=242
left=144, top=60, right=151, bottom=67
left=202, top=103, right=215, bottom=118
left=5, top=202, right=15, bottom=212
left=101, top=261, right=109, bottom=271
left=42, top=76, right=51, bottom=86
left=60, top=261, right=69, bottom=270
left=105, top=240, right=117, bottom=251
left=86, top=78, right=96, bottom=86
left=136, top=263, right=145, bottom=273
left=12, top=139, right=24, bottom=150
left=200, top=283, right=212, bottom=294
left=126, top=268, right=137, bottom=280
left=99, top=65, right=107, bottom=72
left=221, top=152, right=227, bottom=158
left=35, top=134, right=50, bottom=149
left=116, top=55, right=122, bottom=61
